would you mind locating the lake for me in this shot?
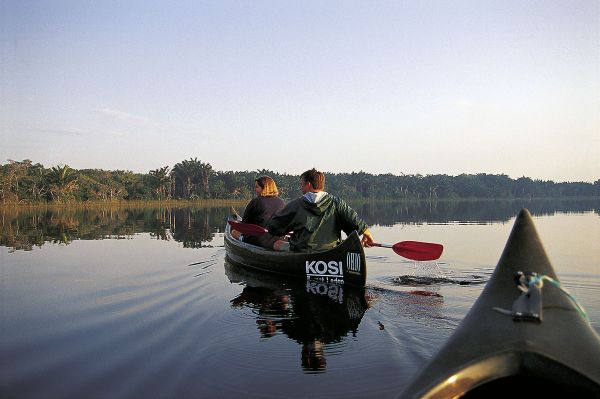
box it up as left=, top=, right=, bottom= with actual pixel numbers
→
left=1, top=199, right=599, bottom=398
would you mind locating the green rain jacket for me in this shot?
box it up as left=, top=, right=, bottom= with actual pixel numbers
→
left=267, top=193, right=368, bottom=252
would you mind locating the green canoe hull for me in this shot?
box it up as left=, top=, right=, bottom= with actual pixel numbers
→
left=224, top=217, right=367, bottom=287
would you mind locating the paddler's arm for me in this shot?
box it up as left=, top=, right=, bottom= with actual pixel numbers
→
left=267, top=199, right=298, bottom=236
left=334, top=197, right=372, bottom=245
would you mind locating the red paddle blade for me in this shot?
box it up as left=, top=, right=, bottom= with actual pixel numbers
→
left=228, top=220, right=268, bottom=236
left=392, top=241, right=443, bottom=261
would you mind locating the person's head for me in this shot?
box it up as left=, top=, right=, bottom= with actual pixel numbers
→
left=255, top=176, right=279, bottom=197
left=300, top=168, right=325, bottom=194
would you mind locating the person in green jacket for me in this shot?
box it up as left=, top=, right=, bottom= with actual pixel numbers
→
left=267, top=168, right=374, bottom=252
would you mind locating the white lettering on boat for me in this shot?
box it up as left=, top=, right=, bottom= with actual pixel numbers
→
left=346, top=253, right=361, bottom=274
left=305, top=260, right=343, bottom=278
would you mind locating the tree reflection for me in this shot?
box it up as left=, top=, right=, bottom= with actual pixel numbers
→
left=354, top=198, right=600, bottom=227
left=225, top=261, right=371, bottom=373
left=0, top=206, right=231, bottom=251
left=1, top=199, right=598, bottom=251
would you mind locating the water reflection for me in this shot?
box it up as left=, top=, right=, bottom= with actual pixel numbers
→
left=0, top=206, right=231, bottom=251
left=354, top=198, right=599, bottom=226
left=1, top=199, right=598, bottom=251
left=225, top=261, right=371, bottom=373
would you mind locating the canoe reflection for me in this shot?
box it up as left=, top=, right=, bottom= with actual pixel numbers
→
left=225, top=261, right=371, bottom=372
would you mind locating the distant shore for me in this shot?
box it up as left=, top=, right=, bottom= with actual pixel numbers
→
left=1, top=196, right=599, bottom=209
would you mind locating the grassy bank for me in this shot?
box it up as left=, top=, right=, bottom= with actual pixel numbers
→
left=0, top=199, right=249, bottom=209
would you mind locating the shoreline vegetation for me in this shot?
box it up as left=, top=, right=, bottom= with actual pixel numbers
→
left=1, top=197, right=599, bottom=209
left=2, top=158, right=599, bottom=205
left=0, top=199, right=249, bottom=209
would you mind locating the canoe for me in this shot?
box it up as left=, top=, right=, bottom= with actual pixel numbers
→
left=224, top=217, right=367, bottom=287
left=400, top=209, right=600, bottom=398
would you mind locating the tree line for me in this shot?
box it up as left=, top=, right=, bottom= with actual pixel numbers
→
left=1, top=158, right=598, bottom=204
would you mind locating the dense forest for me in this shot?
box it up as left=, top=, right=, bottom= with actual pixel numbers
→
left=1, top=158, right=599, bottom=204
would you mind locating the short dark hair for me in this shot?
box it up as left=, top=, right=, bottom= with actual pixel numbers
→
left=300, top=168, right=325, bottom=190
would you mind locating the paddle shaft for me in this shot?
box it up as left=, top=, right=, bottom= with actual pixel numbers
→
left=229, top=221, right=443, bottom=261
left=372, top=243, right=393, bottom=248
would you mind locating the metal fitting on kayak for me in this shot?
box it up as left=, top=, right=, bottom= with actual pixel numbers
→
left=493, top=271, right=590, bottom=323
left=511, top=271, right=543, bottom=322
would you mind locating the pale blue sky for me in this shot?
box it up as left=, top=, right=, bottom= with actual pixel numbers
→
left=2, top=0, right=598, bottom=182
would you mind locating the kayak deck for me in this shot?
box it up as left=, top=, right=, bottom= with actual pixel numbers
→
left=400, top=209, right=600, bottom=398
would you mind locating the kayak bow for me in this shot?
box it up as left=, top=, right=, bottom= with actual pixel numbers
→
left=400, top=209, right=600, bottom=398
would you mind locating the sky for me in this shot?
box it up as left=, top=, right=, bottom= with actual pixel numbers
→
left=1, top=0, right=598, bottom=182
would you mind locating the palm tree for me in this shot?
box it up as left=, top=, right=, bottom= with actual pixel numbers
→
left=197, top=161, right=214, bottom=198
left=172, top=160, right=197, bottom=199
left=48, top=164, right=78, bottom=202
left=171, top=158, right=214, bottom=199
left=149, top=166, right=171, bottom=200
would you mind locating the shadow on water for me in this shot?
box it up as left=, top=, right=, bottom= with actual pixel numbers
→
left=224, top=261, right=371, bottom=373
left=374, top=260, right=490, bottom=287
left=392, top=273, right=488, bottom=287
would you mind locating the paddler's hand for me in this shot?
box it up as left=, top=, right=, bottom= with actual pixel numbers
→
left=361, top=229, right=374, bottom=247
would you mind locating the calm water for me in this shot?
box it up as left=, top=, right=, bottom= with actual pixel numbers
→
left=1, top=200, right=599, bottom=398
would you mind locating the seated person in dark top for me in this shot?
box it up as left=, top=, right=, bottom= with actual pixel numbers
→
left=231, top=175, right=285, bottom=249
left=268, top=168, right=374, bottom=252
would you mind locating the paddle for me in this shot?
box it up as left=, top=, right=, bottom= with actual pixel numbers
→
left=228, top=220, right=268, bottom=235
left=371, top=241, right=443, bottom=261
left=228, top=220, right=443, bottom=261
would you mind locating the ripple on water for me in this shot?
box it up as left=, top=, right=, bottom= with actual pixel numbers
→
left=391, top=273, right=487, bottom=286
left=1, top=249, right=232, bottom=399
